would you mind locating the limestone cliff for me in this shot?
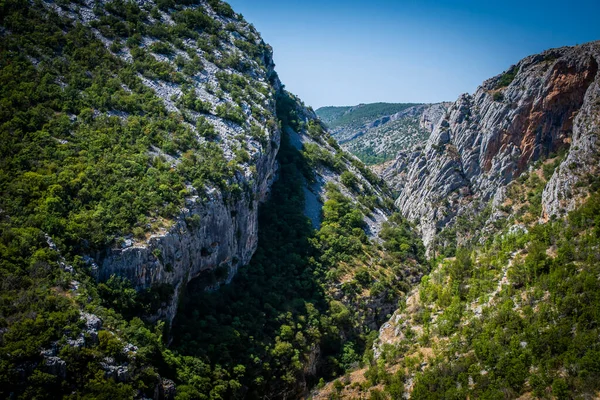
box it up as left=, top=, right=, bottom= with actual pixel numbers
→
left=382, top=41, right=600, bottom=249
left=32, top=0, right=285, bottom=325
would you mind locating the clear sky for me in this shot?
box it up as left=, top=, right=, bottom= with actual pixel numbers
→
left=227, top=0, right=600, bottom=109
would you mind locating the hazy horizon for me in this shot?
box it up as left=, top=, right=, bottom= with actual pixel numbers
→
left=228, top=0, right=600, bottom=109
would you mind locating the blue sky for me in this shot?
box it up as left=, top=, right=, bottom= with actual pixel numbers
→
left=227, top=0, right=600, bottom=109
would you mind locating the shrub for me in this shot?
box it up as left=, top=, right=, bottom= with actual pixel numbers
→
left=172, top=8, right=217, bottom=33
left=496, top=66, right=518, bottom=89
left=196, top=117, right=218, bottom=139
left=207, top=0, right=235, bottom=17
left=216, top=103, right=245, bottom=125
left=340, top=171, right=358, bottom=191
left=150, top=41, right=173, bottom=56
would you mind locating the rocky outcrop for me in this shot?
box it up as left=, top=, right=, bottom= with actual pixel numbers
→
left=542, top=72, right=600, bottom=216
left=419, top=102, right=451, bottom=132
left=382, top=41, right=600, bottom=249
left=95, top=144, right=277, bottom=324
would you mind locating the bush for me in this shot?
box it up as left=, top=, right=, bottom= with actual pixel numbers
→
left=355, top=269, right=371, bottom=287
left=172, top=8, right=217, bottom=33
left=340, top=171, right=358, bottom=192
left=496, top=66, right=518, bottom=89
left=216, top=103, right=245, bottom=125
left=149, top=41, right=173, bottom=56
left=207, top=0, right=235, bottom=17
left=196, top=117, right=218, bottom=139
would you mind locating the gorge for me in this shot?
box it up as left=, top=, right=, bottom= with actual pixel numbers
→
left=1, top=0, right=599, bottom=399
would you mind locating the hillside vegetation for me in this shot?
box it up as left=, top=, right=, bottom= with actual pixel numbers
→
left=171, top=99, right=427, bottom=397
left=317, top=103, right=420, bottom=131
left=344, top=118, right=430, bottom=165
left=314, top=157, right=600, bottom=399
left=316, top=103, right=445, bottom=165
left=0, top=0, right=427, bottom=397
left=2, top=0, right=600, bottom=398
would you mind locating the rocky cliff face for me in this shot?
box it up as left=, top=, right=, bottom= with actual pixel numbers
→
left=382, top=42, right=600, bottom=249
left=542, top=56, right=600, bottom=217
left=96, top=164, right=276, bottom=324
left=33, top=0, right=286, bottom=325
left=419, top=102, right=450, bottom=132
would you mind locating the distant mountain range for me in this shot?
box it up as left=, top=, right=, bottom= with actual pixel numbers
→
left=316, top=102, right=451, bottom=164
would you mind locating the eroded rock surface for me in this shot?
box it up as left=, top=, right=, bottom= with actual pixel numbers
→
left=382, top=41, right=600, bottom=249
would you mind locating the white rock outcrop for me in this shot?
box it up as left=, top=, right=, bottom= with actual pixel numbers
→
left=382, top=41, right=600, bottom=250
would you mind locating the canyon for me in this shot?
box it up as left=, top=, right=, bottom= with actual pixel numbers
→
left=1, top=0, right=599, bottom=398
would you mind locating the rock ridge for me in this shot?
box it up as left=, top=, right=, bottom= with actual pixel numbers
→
left=381, top=41, right=600, bottom=249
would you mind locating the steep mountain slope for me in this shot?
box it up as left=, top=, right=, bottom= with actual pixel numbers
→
left=315, top=163, right=600, bottom=399
left=311, top=41, right=600, bottom=400
left=382, top=42, right=600, bottom=251
left=171, top=95, right=427, bottom=397
left=316, top=103, right=449, bottom=165
left=0, top=0, right=426, bottom=398
left=1, top=0, right=283, bottom=328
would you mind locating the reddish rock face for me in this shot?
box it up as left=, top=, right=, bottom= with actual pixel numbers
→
left=516, top=57, right=596, bottom=172
left=382, top=41, right=600, bottom=250
left=484, top=55, right=598, bottom=174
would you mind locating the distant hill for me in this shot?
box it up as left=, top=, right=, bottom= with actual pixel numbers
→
left=316, top=102, right=450, bottom=165
left=313, top=105, right=352, bottom=126
left=317, top=103, right=420, bottom=129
